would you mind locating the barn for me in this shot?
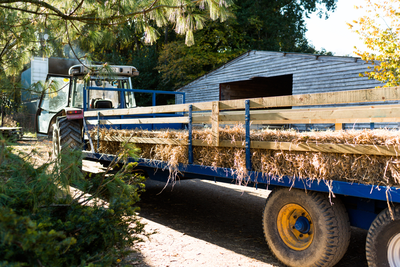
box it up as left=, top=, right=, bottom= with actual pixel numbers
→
left=176, top=50, right=395, bottom=130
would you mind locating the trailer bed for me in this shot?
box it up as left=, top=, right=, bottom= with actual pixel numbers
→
left=81, top=86, right=400, bottom=267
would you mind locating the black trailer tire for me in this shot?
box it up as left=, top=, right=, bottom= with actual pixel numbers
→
left=366, top=205, right=400, bottom=267
left=54, top=117, right=82, bottom=155
left=263, top=188, right=351, bottom=267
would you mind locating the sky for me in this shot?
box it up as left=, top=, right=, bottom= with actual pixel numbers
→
left=304, top=0, right=368, bottom=57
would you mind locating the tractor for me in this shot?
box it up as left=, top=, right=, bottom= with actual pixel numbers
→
left=36, top=64, right=139, bottom=156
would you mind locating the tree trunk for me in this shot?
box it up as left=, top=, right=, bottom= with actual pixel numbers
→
left=164, top=26, right=168, bottom=44
left=1, top=100, right=3, bottom=127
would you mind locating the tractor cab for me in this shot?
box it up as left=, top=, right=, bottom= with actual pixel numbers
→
left=36, top=64, right=139, bottom=137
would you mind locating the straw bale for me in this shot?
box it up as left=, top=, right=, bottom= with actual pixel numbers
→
left=89, top=126, right=400, bottom=187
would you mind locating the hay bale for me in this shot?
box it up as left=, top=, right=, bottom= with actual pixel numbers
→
left=89, top=126, right=400, bottom=187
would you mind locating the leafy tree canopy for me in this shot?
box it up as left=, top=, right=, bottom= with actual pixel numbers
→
left=0, top=0, right=338, bottom=101
left=0, top=0, right=233, bottom=77
left=350, top=0, right=400, bottom=87
left=157, top=18, right=247, bottom=88
left=156, top=0, right=337, bottom=89
left=234, top=0, right=336, bottom=51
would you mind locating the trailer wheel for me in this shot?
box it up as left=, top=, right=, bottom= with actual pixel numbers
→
left=366, top=205, right=400, bottom=267
left=54, top=117, right=82, bottom=156
left=263, top=188, right=351, bottom=267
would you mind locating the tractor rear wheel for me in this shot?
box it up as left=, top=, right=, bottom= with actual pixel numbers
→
left=263, top=187, right=351, bottom=267
left=53, top=117, right=82, bottom=158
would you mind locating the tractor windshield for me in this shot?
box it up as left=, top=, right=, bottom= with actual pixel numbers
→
left=88, top=79, right=119, bottom=108
left=71, top=77, right=84, bottom=108
left=71, top=77, right=136, bottom=109
left=40, top=76, right=70, bottom=112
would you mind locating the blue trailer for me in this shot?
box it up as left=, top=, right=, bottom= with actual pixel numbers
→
left=36, top=64, right=400, bottom=267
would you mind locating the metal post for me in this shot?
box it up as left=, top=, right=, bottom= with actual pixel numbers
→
left=188, top=105, right=193, bottom=164
left=370, top=122, right=375, bottom=130
left=83, top=119, right=95, bottom=153
left=120, top=90, right=126, bottom=108
left=245, top=100, right=251, bottom=171
left=83, top=85, right=87, bottom=111
left=97, top=112, right=100, bottom=151
left=152, top=93, right=156, bottom=106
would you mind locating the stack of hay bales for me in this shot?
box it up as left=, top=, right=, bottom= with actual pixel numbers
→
left=90, top=126, right=400, bottom=187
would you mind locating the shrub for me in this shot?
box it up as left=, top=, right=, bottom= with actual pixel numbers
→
left=0, top=141, right=145, bottom=266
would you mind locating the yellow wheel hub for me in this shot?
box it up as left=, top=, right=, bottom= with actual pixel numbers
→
left=277, top=203, right=314, bottom=251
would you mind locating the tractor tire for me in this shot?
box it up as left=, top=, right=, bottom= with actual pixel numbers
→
left=53, top=117, right=82, bottom=157
left=366, top=205, right=400, bottom=267
left=263, top=187, right=351, bottom=267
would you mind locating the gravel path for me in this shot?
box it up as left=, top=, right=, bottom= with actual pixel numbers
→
left=130, top=178, right=369, bottom=267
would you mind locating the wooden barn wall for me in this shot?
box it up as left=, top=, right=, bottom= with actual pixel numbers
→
left=177, top=51, right=399, bottom=130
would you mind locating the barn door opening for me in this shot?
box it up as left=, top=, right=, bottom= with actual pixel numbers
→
left=219, top=74, right=293, bottom=101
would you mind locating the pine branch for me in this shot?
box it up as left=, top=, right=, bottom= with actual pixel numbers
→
left=0, top=39, right=11, bottom=60
left=0, top=1, right=186, bottom=24
left=69, top=0, right=85, bottom=16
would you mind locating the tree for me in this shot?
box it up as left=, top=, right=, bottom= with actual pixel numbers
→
left=350, top=0, right=400, bottom=87
left=156, top=0, right=337, bottom=89
left=0, top=0, right=235, bottom=111
left=234, top=0, right=336, bottom=52
left=157, top=17, right=247, bottom=89
left=0, top=0, right=233, bottom=77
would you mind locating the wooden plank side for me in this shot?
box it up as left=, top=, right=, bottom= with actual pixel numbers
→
left=193, top=140, right=400, bottom=156
left=218, top=86, right=400, bottom=110
left=193, top=105, right=400, bottom=124
left=94, top=136, right=188, bottom=146
left=216, top=105, right=400, bottom=124
left=211, top=101, right=220, bottom=146
left=250, top=142, right=400, bottom=156
left=335, top=123, right=343, bottom=131
left=94, top=135, right=400, bottom=156
left=250, top=106, right=400, bottom=122
left=193, top=113, right=212, bottom=123
left=82, top=160, right=107, bottom=174
left=84, top=102, right=212, bottom=117
left=86, top=117, right=189, bottom=125
left=85, top=87, right=400, bottom=117
left=84, top=105, right=188, bottom=117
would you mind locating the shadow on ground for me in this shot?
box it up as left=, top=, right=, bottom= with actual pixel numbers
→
left=138, top=178, right=368, bottom=267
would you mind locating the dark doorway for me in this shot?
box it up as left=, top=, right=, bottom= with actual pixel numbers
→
left=219, top=74, right=293, bottom=100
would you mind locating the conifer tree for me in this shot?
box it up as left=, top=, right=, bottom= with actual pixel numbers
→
left=0, top=0, right=233, bottom=76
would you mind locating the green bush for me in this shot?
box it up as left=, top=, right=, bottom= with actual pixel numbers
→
left=0, top=142, right=146, bottom=266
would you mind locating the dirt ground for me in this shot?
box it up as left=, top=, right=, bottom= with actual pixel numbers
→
left=130, top=178, right=368, bottom=267
left=9, top=140, right=369, bottom=267
left=9, top=138, right=54, bottom=166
